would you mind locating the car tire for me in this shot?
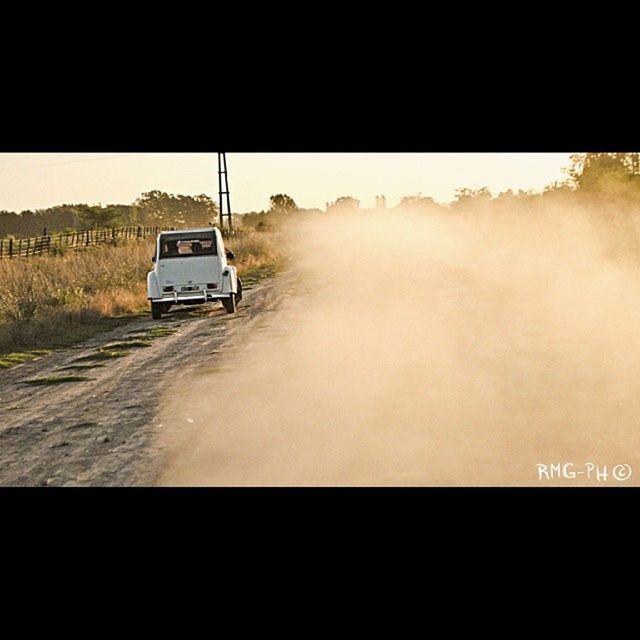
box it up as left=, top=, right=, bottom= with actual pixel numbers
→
left=236, top=277, right=243, bottom=303
left=151, top=302, right=163, bottom=319
left=222, top=293, right=237, bottom=314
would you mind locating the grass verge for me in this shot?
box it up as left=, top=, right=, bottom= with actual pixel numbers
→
left=74, top=349, right=130, bottom=362
left=103, top=339, right=153, bottom=350
left=23, top=375, right=92, bottom=385
left=240, top=261, right=282, bottom=288
left=60, top=363, right=106, bottom=371
left=0, top=349, right=52, bottom=369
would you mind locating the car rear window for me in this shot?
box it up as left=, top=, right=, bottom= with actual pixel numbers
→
left=159, top=232, right=217, bottom=259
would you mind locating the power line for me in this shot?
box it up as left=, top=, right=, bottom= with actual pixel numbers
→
left=0, top=154, right=137, bottom=173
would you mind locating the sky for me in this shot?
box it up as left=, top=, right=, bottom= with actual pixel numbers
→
left=0, top=153, right=572, bottom=213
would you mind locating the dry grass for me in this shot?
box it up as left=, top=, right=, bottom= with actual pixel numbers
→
left=0, top=231, right=281, bottom=355
left=0, top=239, right=153, bottom=354
left=224, top=231, right=283, bottom=273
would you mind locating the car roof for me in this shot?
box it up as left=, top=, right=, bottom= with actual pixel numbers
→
left=160, top=228, right=219, bottom=235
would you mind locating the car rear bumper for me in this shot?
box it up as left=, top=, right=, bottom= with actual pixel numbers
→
left=149, top=291, right=229, bottom=303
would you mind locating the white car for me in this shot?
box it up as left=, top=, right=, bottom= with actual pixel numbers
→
left=147, top=228, right=242, bottom=319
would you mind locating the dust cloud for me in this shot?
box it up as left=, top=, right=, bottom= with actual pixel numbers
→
left=157, top=207, right=640, bottom=485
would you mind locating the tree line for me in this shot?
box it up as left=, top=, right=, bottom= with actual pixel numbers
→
left=3, top=154, right=639, bottom=238
left=0, top=191, right=218, bottom=239
left=443, top=153, right=640, bottom=215
left=246, top=154, right=640, bottom=227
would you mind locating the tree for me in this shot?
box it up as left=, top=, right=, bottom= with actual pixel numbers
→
left=397, top=194, right=438, bottom=213
left=134, top=191, right=173, bottom=225
left=77, top=204, right=125, bottom=229
left=454, top=187, right=492, bottom=203
left=327, top=196, right=360, bottom=213
left=451, top=187, right=492, bottom=211
left=566, top=153, right=634, bottom=192
left=183, top=194, right=217, bottom=227
left=269, top=194, right=298, bottom=214
left=133, top=191, right=217, bottom=227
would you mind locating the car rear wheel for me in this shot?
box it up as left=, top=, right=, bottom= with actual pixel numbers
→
left=222, top=293, right=237, bottom=314
left=151, top=302, right=163, bottom=319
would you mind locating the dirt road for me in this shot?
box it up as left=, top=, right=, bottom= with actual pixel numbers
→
left=4, top=211, right=640, bottom=486
left=158, top=213, right=640, bottom=486
left=0, top=278, right=282, bottom=486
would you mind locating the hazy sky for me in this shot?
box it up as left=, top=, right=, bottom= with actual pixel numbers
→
left=0, top=153, right=571, bottom=213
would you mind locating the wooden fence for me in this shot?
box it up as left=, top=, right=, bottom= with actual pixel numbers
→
left=0, top=226, right=174, bottom=259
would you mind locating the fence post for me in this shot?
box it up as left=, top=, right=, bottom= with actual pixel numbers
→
left=18, top=238, right=23, bottom=257
left=9, top=238, right=13, bottom=258
left=0, top=239, right=3, bottom=259
left=26, top=237, right=31, bottom=257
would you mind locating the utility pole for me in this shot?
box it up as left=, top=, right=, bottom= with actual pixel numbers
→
left=218, top=152, right=232, bottom=230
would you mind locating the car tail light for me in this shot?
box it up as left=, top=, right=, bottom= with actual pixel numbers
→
left=163, top=286, right=174, bottom=292
left=207, top=283, right=218, bottom=289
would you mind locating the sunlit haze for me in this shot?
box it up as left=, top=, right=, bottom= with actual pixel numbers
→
left=0, top=153, right=571, bottom=213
